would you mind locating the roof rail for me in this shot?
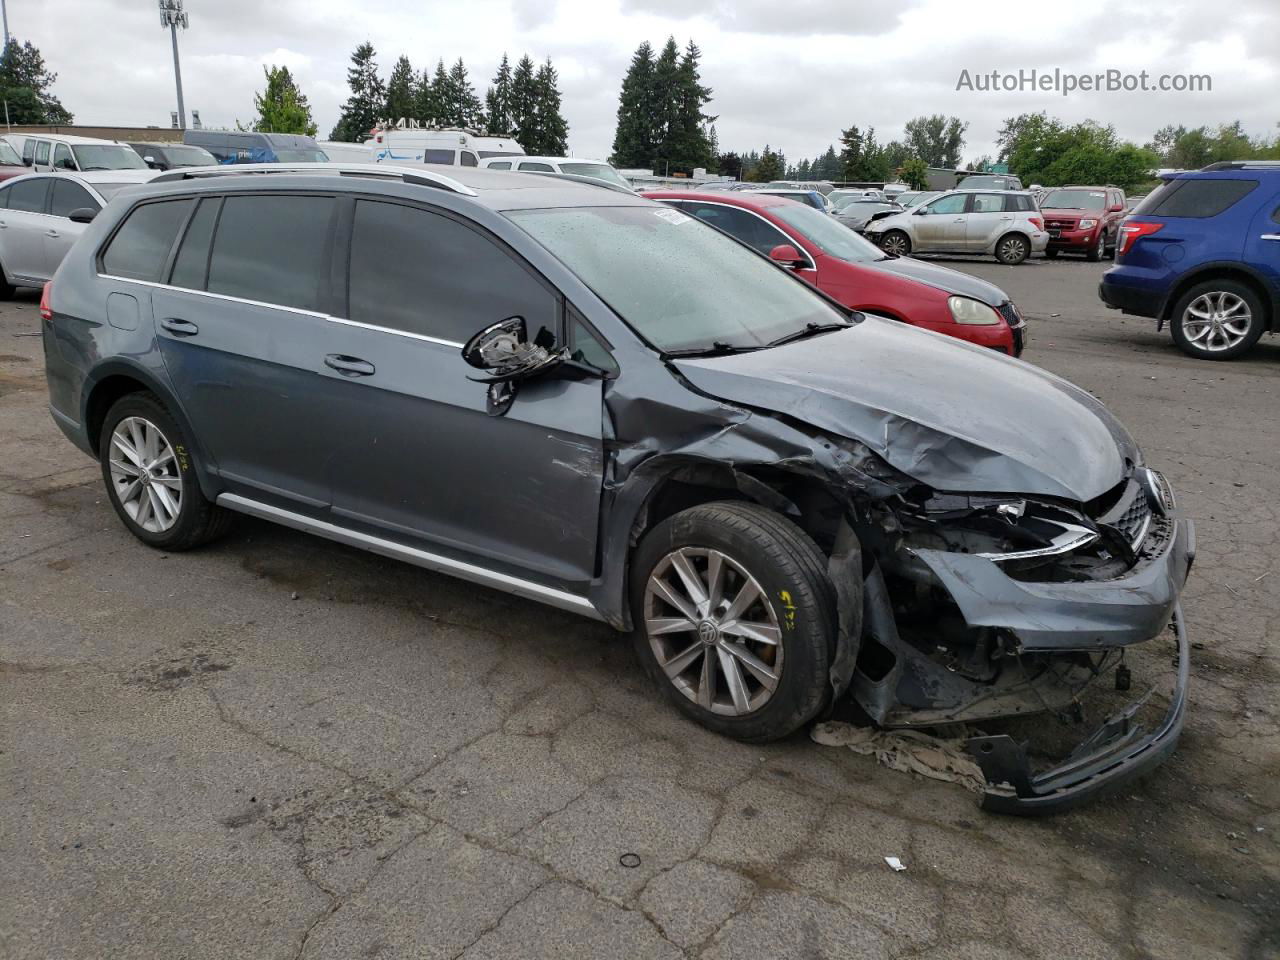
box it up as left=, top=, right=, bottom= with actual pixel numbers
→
left=150, top=162, right=478, bottom=197
left=1200, top=160, right=1280, bottom=171
left=523, top=170, right=636, bottom=195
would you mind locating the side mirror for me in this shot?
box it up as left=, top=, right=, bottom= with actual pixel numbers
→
left=768, top=244, right=806, bottom=269
left=143, top=156, right=159, bottom=168
left=461, top=316, right=564, bottom=383
left=913, top=206, right=929, bottom=215
left=1108, top=203, right=1124, bottom=213
left=68, top=207, right=98, bottom=223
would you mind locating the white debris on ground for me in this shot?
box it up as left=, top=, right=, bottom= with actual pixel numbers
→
left=811, top=721, right=988, bottom=794
left=884, top=856, right=907, bottom=872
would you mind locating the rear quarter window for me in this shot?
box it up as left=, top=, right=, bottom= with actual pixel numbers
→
left=101, top=200, right=193, bottom=282
left=1141, top=178, right=1257, bottom=218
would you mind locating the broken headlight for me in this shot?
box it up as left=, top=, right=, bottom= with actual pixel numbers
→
left=904, top=493, right=1100, bottom=561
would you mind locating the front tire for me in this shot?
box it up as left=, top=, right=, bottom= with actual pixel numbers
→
left=1169, top=280, right=1265, bottom=360
left=630, top=501, right=836, bottom=743
left=995, top=233, right=1029, bottom=265
left=98, top=392, right=232, bottom=550
left=1044, top=248, right=1060, bottom=260
left=878, top=230, right=911, bottom=257
left=1085, top=231, right=1106, bottom=262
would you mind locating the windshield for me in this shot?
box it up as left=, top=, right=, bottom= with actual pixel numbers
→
left=0, top=141, right=21, bottom=165
left=508, top=205, right=844, bottom=352
left=162, top=145, right=217, bottom=167
left=70, top=145, right=147, bottom=171
left=273, top=148, right=328, bottom=162
left=1040, top=188, right=1107, bottom=211
left=769, top=203, right=887, bottom=263
left=958, top=176, right=1013, bottom=190
left=560, top=162, right=631, bottom=189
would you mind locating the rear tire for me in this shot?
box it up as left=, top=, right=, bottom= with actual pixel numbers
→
left=630, top=502, right=836, bottom=743
left=995, top=233, right=1029, bottom=265
left=1169, top=280, right=1265, bottom=361
left=879, top=230, right=911, bottom=257
left=98, top=392, right=232, bottom=550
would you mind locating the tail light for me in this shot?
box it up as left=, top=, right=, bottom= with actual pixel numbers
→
left=1117, top=221, right=1164, bottom=257
left=39, top=281, right=53, bottom=321
left=1029, top=216, right=1044, bottom=231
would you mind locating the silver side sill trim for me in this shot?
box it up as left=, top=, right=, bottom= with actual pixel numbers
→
left=216, top=493, right=603, bottom=620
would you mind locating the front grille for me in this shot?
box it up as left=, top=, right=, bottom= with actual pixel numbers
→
left=1114, top=494, right=1152, bottom=549
left=997, top=301, right=1024, bottom=327
left=1045, top=218, right=1077, bottom=230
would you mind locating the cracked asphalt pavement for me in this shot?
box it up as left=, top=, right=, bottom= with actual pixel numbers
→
left=2, top=257, right=1278, bottom=959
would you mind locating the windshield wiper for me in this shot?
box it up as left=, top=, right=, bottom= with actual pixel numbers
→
left=664, top=341, right=763, bottom=359
left=767, top=321, right=852, bottom=348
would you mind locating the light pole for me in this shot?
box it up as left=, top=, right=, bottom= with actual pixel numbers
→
left=158, top=0, right=189, bottom=129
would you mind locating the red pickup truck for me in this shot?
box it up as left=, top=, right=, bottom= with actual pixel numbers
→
left=1040, top=185, right=1127, bottom=261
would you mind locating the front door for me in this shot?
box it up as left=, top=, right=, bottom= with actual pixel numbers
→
left=914, top=193, right=969, bottom=251
left=324, top=198, right=606, bottom=585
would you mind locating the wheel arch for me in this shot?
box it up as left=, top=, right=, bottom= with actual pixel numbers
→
left=1159, top=264, right=1277, bottom=331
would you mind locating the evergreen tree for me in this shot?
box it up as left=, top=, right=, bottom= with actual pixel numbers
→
left=414, top=67, right=440, bottom=125
left=666, top=41, right=715, bottom=174
left=748, top=145, right=783, bottom=182
left=484, top=54, right=515, bottom=135
left=510, top=55, right=539, bottom=151
left=330, top=42, right=385, bottom=141
left=714, top=150, right=741, bottom=180
left=839, top=124, right=890, bottom=181
left=0, top=38, right=72, bottom=123
left=651, top=37, right=682, bottom=169
left=530, top=59, right=569, bottom=155
left=383, top=55, right=416, bottom=124
left=429, top=60, right=453, bottom=124
left=610, top=41, right=656, bottom=167
left=440, top=59, right=483, bottom=128
left=252, top=65, right=317, bottom=136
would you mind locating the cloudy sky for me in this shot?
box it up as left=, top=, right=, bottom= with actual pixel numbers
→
left=18, top=0, right=1280, bottom=164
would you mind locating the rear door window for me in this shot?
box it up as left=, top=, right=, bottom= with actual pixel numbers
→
left=487, top=161, right=511, bottom=170
left=50, top=180, right=97, bottom=218
left=101, top=199, right=193, bottom=281
left=168, top=197, right=221, bottom=289
left=6, top=177, right=49, bottom=213
left=972, top=193, right=1004, bottom=213
left=21, top=139, right=34, bottom=164
left=206, top=195, right=335, bottom=311
left=1143, top=178, right=1257, bottom=218
left=347, top=199, right=558, bottom=344
left=518, top=162, right=555, bottom=172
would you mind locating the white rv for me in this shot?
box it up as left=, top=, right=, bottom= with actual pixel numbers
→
left=369, top=125, right=525, bottom=167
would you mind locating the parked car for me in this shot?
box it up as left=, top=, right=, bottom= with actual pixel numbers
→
left=748, top=188, right=829, bottom=212
left=42, top=163, right=1193, bottom=812
left=833, top=198, right=902, bottom=232
left=0, top=170, right=158, bottom=294
left=370, top=127, right=523, bottom=166
left=645, top=189, right=1025, bottom=355
left=6, top=133, right=149, bottom=173
left=183, top=130, right=328, bottom=164
left=956, top=173, right=1025, bottom=191
left=1099, top=160, right=1280, bottom=360
left=126, top=142, right=219, bottom=171
left=479, top=156, right=631, bottom=190
left=1040, top=186, right=1127, bottom=261
left=0, top=139, right=27, bottom=182
left=863, top=190, right=1049, bottom=265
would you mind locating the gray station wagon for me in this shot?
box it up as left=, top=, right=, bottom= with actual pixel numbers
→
left=41, top=164, right=1194, bottom=811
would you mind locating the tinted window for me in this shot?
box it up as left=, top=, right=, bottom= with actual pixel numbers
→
left=207, top=195, right=334, bottom=311
left=972, top=194, right=1004, bottom=213
left=348, top=199, right=557, bottom=344
left=1005, top=194, right=1034, bottom=212
left=35, top=141, right=50, bottom=165
left=487, top=161, right=511, bottom=170
left=7, top=177, right=49, bottom=212
left=22, top=139, right=34, bottom=163
left=169, top=197, right=220, bottom=289
left=50, top=180, right=96, bottom=218
left=681, top=202, right=792, bottom=256
left=423, top=149, right=455, bottom=164
left=52, top=143, right=76, bottom=171
left=569, top=315, right=617, bottom=373
left=925, top=194, right=967, bottom=215
left=460, top=151, right=478, bottom=167
left=101, top=200, right=193, bottom=281
left=1146, top=178, right=1257, bottom=218
left=519, top=162, right=555, bottom=172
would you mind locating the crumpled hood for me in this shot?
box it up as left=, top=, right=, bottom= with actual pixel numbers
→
left=869, top=256, right=1009, bottom=307
left=673, top=316, right=1138, bottom=501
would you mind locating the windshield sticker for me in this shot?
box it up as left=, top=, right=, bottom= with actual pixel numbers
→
left=653, top=208, right=689, bottom=225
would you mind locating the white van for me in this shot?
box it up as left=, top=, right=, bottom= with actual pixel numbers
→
left=370, top=127, right=524, bottom=166
left=316, top=140, right=375, bottom=164
left=5, top=133, right=150, bottom=174
left=479, top=156, right=632, bottom=190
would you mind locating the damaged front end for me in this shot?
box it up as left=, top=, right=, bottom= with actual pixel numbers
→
left=846, top=465, right=1195, bottom=813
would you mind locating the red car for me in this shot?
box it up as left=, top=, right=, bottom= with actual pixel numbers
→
left=0, top=139, right=26, bottom=183
left=1040, top=185, right=1128, bottom=261
left=643, top=190, right=1026, bottom=355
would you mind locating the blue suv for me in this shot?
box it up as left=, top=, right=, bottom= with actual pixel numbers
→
left=1099, top=161, right=1280, bottom=360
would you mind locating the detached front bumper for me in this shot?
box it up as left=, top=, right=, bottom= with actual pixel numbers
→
left=967, top=604, right=1189, bottom=814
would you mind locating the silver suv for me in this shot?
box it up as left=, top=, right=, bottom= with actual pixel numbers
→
left=863, top=189, right=1049, bottom=264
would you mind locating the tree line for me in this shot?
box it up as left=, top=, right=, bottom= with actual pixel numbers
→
left=0, top=39, right=72, bottom=124
left=326, top=43, right=569, bottom=155
left=610, top=38, right=716, bottom=175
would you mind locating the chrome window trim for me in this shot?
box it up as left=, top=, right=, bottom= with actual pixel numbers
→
left=97, top=274, right=328, bottom=318
left=326, top=315, right=464, bottom=348
left=217, top=493, right=602, bottom=619
left=662, top=198, right=818, bottom=271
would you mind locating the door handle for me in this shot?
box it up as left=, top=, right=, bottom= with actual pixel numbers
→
left=159, top=317, right=199, bottom=337
left=953, top=218, right=966, bottom=222
left=324, top=354, right=376, bottom=377
left=999, top=216, right=1013, bottom=220
left=1261, top=234, right=1280, bottom=242
left=46, top=229, right=60, bottom=238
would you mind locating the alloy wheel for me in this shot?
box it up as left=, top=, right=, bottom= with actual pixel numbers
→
left=880, top=233, right=909, bottom=256
left=108, top=416, right=184, bottom=533
left=1181, top=292, right=1253, bottom=353
left=643, top=547, right=784, bottom=716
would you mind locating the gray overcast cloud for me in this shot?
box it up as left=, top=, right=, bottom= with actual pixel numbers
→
left=18, top=0, right=1279, bottom=162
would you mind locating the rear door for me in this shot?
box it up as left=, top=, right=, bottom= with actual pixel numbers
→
left=0, top=177, right=52, bottom=281
left=1244, top=188, right=1280, bottom=308
left=963, top=193, right=1011, bottom=251
left=43, top=179, right=97, bottom=276
left=324, top=197, right=607, bottom=584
